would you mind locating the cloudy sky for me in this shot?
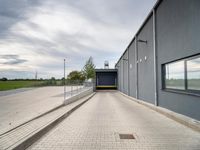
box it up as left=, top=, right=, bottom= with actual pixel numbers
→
left=0, top=0, right=156, bottom=79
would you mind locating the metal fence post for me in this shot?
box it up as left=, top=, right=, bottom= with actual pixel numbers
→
left=64, top=59, right=66, bottom=102
left=71, top=85, right=72, bottom=96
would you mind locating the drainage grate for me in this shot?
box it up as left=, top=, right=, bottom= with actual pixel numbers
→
left=119, top=134, right=135, bottom=139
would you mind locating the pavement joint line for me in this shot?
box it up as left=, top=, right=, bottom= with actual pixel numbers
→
left=7, top=92, right=96, bottom=150
left=119, top=91, right=200, bottom=133
left=0, top=104, right=63, bottom=136
left=27, top=91, right=200, bottom=150
left=0, top=87, right=91, bottom=137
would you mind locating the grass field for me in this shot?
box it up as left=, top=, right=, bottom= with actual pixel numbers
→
left=0, top=80, right=46, bottom=91
left=0, top=79, right=83, bottom=91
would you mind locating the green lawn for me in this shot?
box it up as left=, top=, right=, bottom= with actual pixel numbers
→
left=0, top=80, right=46, bottom=91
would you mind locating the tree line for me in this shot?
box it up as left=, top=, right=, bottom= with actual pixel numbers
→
left=0, top=57, right=96, bottom=85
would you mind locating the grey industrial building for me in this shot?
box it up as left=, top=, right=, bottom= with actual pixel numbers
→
left=115, top=0, right=200, bottom=120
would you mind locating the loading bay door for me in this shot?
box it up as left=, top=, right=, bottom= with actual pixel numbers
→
left=95, top=69, right=117, bottom=89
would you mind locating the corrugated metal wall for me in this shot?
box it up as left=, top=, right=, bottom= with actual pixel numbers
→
left=116, top=0, right=200, bottom=120
left=120, top=59, right=124, bottom=92
left=128, top=41, right=137, bottom=98
left=156, top=0, right=200, bottom=120
left=123, top=51, right=129, bottom=95
left=137, top=15, right=155, bottom=104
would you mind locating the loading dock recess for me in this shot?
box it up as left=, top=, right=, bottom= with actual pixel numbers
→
left=95, top=69, right=117, bottom=90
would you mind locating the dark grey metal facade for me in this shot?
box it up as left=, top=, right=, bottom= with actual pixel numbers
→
left=137, top=15, right=155, bottom=104
left=116, top=0, right=200, bottom=120
left=120, top=59, right=124, bottom=92
left=128, top=40, right=137, bottom=98
left=123, top=50, right=129, bottom=95
left=156, top=0, right=200, bottom=120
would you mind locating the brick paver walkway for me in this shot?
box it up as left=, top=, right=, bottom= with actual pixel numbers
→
left=28, top=91, right=200, bottom=150
left=0, top=93, right=92, bottom=150
left=0, top=86, right=80, bottom=135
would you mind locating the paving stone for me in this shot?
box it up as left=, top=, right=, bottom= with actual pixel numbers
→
left=28, top=91, right=200, bottom=150
left=0, top=88, right=90, bottom=150
left=0, top=86, right=82, bottom=135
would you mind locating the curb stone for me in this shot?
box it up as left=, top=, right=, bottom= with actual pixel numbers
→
left=0, top=104, right=63, bottom=136
left=119, top=91, right=200, bottom=133
left=8, top=92, right=95, bottom=150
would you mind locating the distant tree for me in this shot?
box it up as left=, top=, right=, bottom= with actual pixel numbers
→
left=51, top=77, right=56, bottom=80
left=67, top=71, right=85, bottom=83
left=48, top=77, right=56, bottom=85
left=61, top=77, right=65, bottom=85
left=82, top=56, right=95, bottom=80
left=0, top=77, right=8, bottom=81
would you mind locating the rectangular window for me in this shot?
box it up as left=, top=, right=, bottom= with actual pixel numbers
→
left=187, top=57, right=200, bottom=91
left=165, top=61, right=185, bottom=90
left=163, top=54, right=200, bottom=95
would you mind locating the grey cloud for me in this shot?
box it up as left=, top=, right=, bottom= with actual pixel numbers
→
left=0, top=0, right=157, bottom=78
left=0, top=0, right=41, bottom=19
left=0, top=54, right=27, bottom=65
left=54, top=0, right=156, bottom=27
left=0, top=69, right=34, bottom=79
left=0, top=0, right=41, bottom=38
left=10, top=27, right=97, bottom=58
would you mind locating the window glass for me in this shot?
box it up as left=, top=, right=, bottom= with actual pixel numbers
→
left=187, top=57, right=200, bottom=90
left=165, top=61, right=185, bottom=90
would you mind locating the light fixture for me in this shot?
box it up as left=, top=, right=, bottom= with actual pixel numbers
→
left=137, top=39, right=147, bottom=44
left=123, top=58, right=128, bottom=61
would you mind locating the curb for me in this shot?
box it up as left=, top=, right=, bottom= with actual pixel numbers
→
left=0, top=104, right=63, bottom=136
left=64, top=87, right=93, bottom=105
left=9, top=92, right=96, bottom=150
left=119, top=91, right=200, bottom=133
left=1, top=88, right=93, bottom=136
